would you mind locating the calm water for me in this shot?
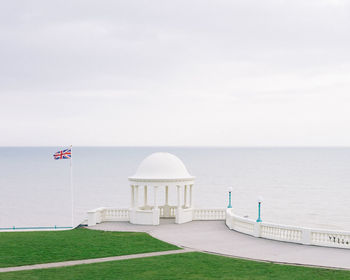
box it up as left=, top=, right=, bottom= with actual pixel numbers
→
left=0, top=147, right=349, bottom=230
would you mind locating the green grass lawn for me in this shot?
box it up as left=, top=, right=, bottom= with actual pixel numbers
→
left=0, top=228, right=178, bottom=268
left=1, top=252, right=349, bottom=280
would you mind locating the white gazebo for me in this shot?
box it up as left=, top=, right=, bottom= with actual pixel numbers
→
left=128, top=152, right=195, bottom=225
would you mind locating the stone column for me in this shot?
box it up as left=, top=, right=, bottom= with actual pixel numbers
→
left=184, top=185, right=187, bottom=208
left=144, top=185, right=148, bottom=206
left=135, top=185, right=139, bottom=208
left=131, top=185, right=134, bottom=208
left=177, top=185, right=182, bottom=209
left=152, top=186, right=160, bottom=225
left=165, top=186, right=169, bottom=205
left=154, top=186, right=158, bottom=209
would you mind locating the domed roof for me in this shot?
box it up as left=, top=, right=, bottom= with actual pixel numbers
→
left=129, top=152, right=195, bottom=182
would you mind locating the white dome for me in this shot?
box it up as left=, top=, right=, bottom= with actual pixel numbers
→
left=129, top=152, right=194, bottom=182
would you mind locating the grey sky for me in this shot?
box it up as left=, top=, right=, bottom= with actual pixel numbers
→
left=1, top=0, right=349, bottom=146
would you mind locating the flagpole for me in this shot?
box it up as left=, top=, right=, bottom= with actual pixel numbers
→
left=70, top=144, right=74, bottom=228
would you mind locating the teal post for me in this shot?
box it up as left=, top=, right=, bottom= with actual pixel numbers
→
left=227, top=188, right=232, bottom=208
left=256, top=202, right=262, bottom=222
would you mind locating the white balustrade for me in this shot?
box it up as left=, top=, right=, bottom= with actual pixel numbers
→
left=311, top=229, right=350, bottom=248
left=88, top=207, right=350, bottom=250
left=170, top=207, right=176, bottom=217
left=88, top=207, right=226, bottom=226
left=193, top=209, right=226, bottom=220
left=88, top=208, right=129, bottom=226
left=260, top=223, right=302, bottom=242
left=225, top=209, right=350, bottom=249
left=159, top=205, right=177, bottom=218
left=103, top=208, right=129, bottom=221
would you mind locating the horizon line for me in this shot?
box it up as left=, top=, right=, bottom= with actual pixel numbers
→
left=0, top=145, right=349, bottom=148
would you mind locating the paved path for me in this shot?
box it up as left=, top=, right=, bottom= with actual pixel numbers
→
left=89, top=220, right=350, bottom=270
left=0, top=249, right=193, bottom=273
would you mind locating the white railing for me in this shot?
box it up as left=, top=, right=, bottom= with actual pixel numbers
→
left=103, top=208, right=129, bottom=221
left=88, top=207, right=129, bottom=226
left=88, top=207, right=226, bottom=226
left=159, top=205, right=177, bottom=218
left=226, top=209, right=350, bottom=249
left=311, top=229, right=350, bottom=248
left=193, top=209, right=226, bottom=220
left=260, top=223, right=302, bottom=243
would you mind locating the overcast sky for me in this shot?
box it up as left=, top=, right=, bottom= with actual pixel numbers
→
left=1, top=0, right=349, bottom=146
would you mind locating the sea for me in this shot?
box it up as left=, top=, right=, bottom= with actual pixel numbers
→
left=0, top=147, right=349, bottom=231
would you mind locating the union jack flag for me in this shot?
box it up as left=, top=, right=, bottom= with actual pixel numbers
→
left=53, top=148, right=72, bottom=160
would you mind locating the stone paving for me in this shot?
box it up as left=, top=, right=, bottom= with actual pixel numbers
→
left=0, top=248, right=193, bottom=273
left=89, top=220, right=350, bottom=270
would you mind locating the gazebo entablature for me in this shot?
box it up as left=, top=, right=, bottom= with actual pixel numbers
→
left=129, top=179, right=195, bottom=210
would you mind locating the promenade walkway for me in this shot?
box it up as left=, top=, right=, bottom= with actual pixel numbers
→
left=89, top=220, right=350, bottom=270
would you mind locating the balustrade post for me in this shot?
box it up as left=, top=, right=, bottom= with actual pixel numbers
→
left=225, top=209, right=233, bottom=229
left=88, top=210, right=97, bottom=226
left=302, top=229, right=311, bottom=245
